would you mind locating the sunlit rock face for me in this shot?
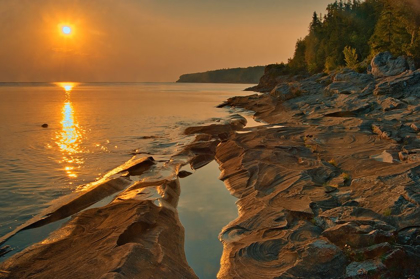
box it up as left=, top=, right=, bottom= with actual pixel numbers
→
left=0, top=175, right=198, bottom=279
left=215, top=53, right=420, bottom=278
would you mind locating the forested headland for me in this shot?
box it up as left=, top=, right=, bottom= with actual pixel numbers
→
left=177, top=66, right=265, bottom=84
left=280, top=0, right=420, bottom=75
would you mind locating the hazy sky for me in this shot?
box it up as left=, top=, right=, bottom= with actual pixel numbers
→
left=0, top=0, right=333, bottom=82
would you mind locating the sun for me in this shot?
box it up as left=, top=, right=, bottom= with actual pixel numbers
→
left=62, top=26, right=72, bottom=35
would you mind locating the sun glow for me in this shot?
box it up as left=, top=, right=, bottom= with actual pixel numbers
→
left=56, top=82, right=77, bottom=92
left=58, top=23, right=75, bottom=38
left=62, top=26, right=72, bottom=35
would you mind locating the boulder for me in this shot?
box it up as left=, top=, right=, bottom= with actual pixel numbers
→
left=325, top=69, right=374, bottom=95
left=370, top=52, right=409, bottom=78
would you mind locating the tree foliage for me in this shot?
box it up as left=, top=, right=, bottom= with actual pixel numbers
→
left=177, top=66, right=265, bottom=83
left=286, top=0, right=420, bottom=74
left=343, top=46, right=359, bottom=69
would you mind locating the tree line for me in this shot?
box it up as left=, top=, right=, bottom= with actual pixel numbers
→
left=283, top=0, right=420, bottom=74
left=177, top=66, right=265, bottom=84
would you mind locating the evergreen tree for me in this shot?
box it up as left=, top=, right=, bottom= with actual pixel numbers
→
left=343, top=46, right=359, bottom=69
left=285, top=0, right=419, bottom=75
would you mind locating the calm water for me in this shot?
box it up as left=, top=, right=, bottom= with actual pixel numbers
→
left=0, top=82, right=248, bottom=277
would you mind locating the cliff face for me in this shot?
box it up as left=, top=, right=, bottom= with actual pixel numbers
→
left=177, top=66, right=264, bottom=84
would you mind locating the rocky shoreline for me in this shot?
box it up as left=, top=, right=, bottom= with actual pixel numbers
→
left=1, top=52, right=420, bottom=278
left=216, top=52, right=420, bottom=278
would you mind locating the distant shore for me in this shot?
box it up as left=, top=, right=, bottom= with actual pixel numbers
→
left=177, top=66, right=264, bottom=84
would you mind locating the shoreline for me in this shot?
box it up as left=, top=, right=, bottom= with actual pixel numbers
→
left=0, top=108, right=252, bottom=278
left=2, top=52, right=420, bottom=278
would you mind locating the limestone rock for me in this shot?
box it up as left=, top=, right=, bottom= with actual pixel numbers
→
left=374, top=70, right=420, bottom=97
left=325, top=68, right=374, bottom=95
left=370, top=52, right=409, bottom=78
left=0, top=180, right=197, bottom=279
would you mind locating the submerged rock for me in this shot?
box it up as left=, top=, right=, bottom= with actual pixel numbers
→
left=0, top=246, right=11, bottom=257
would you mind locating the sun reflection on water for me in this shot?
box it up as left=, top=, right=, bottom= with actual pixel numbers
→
left=54, top=83, right=84, bottom=179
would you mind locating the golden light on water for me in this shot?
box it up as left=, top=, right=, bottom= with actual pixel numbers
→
left=54, top=83, right=84, bottom=179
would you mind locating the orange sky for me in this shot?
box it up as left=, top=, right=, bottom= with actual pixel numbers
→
left=0, top=0, right=333, bottom=82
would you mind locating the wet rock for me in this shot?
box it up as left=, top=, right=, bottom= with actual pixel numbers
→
left=0, top=246, right=11, bottom=257
left=177, top=170, right=193, bottom=178
left=190, top=154, right=214, bottom=170
left=370, top=52, right=409, bottom=78
left=0, top=186, right=197, bottom=279
left=122, top=157, right=155, bottom=176
left=21, top=177, right=133, bottom=231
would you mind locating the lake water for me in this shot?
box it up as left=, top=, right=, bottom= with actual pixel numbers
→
left=0, top=82, right=252, bottom=277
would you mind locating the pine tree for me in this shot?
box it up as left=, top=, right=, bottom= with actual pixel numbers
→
left=343, top=46, right=359, bottom=69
